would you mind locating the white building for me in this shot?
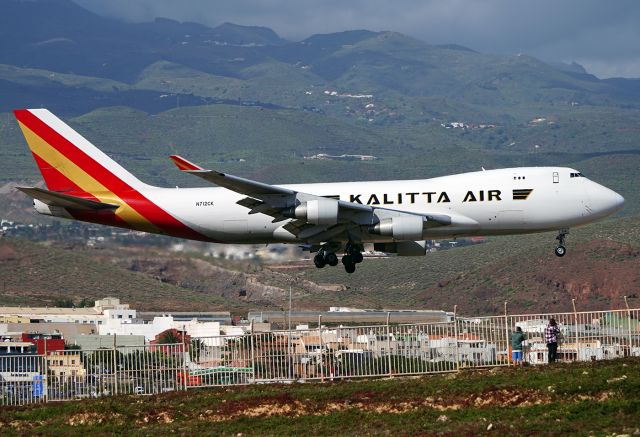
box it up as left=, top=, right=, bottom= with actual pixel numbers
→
left=98, top=315, right=221, bottom=345
left=0, top=298, right=135, bottom=326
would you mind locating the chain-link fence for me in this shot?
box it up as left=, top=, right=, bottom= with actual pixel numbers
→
left=1, top=305, right=638, bottom=406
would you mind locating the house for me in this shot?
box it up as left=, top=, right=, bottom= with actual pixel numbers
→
left=46, top=351, right=85, bottom=379
left=21, top=333, right=65, bottom=354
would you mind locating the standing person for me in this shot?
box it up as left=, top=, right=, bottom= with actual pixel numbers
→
left=511, top=326, right=525, bottom=365
left=544, top=319, right=561, bottom=363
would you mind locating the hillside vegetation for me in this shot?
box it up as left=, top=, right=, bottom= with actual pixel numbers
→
left=1, top=358, right=638, bottom=436
left=0, top=215, right=637, bottom=315
left=1, top=0, right=640, bottom=191
left=0, top=0, right=639, bottom=316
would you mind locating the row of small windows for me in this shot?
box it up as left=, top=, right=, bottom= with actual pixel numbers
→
left=513, top=176, right=526, bottom=180
left=570, top=172, right=585, bottom=178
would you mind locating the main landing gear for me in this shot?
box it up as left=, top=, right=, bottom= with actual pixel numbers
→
left=313, top=243, right=364, bottom=274
left=341, top=243, right=363, bottom=274
left=555, top=229, right=569, bottom=257
left=313, top=248, right=338, bottom=268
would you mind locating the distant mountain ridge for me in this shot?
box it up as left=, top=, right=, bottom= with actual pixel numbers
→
left=2, top=0, right=637, bottom=101
left=1, top=0, right=640, bottom=198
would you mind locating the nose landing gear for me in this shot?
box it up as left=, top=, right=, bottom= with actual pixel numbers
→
left=554, top=229, right=569, bottom=257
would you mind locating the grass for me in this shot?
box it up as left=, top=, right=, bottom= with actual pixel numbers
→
left=1, top=357, right=638, bottom=436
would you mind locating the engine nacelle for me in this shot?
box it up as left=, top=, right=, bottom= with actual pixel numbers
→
left=370, top=215, right=424, bottom=241
left=374, top=241, right=427, bottom=256
left=292, top=199, right=339, bottom=225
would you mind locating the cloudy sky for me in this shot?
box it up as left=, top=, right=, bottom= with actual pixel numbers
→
left=75, top=0, right=640, bottom=78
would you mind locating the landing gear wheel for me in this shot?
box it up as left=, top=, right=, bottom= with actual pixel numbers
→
left=326, top=252, right=339, bottom=266
left=352, top=252, right=363, bottom=264
left=554, top=229, right=569, bottom=258
left=342, top=255, right=356, bottom=273
left=313, top=253, right=326, bottom=268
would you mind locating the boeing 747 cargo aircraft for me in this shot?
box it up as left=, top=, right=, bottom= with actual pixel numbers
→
left=14, top=109, right=624, bottom=273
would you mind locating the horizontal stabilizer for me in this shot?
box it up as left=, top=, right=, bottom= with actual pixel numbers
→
left=16, top=187, right=119, bottom=211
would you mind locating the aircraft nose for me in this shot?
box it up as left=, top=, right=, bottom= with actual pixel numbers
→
left=590, top=183, right=624, bottom=216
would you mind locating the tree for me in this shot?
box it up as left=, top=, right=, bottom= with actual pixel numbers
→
left=157, top=330, right=182, bottom=344
left=54, top=298, right=74, bottom=308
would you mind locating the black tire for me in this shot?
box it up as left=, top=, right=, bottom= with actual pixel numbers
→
left=341, top=255, right=352, bottom=265
left=555, top=245, right=566, bottom=257
left=326, top=252, right=338, bottom=266
left=344, top=262, right=356, bottom=274
left=353, top=252, right=363, bottom=263
left=314, top=254, right=326, bottom=268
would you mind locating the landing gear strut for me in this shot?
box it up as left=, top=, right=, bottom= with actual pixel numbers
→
left=341, top=243, right=363, bottom=274
left=555, top=229, right=569, bottom=257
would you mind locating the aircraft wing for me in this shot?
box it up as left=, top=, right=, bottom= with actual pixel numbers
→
left=17, top=187, right=119, bottom=211
left=170, top=155, right=457, bottom=239
left=170, top=155, right=293, bottom=197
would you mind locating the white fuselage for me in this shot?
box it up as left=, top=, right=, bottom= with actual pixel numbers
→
left=141, top=167, right=624, bottom=244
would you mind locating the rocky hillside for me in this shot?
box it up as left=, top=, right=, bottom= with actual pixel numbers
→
left=1, top=215, right=638, bottom=315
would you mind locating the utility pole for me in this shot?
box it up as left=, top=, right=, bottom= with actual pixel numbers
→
left=288, top=286, right=292, bottom=381
left=288, top=286, right=292, bottom=333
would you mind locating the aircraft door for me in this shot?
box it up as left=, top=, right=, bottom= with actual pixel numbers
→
left=552, top=172, right=559, bottom=183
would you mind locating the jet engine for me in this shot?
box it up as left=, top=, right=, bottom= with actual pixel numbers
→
left=287, top=198, right=339, bottom=225
left=374, top=240, right=427, bottom=256
left=369, top=216, right=424, bottom=240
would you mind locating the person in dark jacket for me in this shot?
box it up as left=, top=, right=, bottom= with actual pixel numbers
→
left=511, top=326, right=525, bottom=365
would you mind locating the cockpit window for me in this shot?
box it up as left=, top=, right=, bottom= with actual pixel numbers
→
left=570, top=172, right=585, bottom=178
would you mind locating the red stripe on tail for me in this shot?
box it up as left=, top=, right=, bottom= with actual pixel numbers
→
left=16, top=109, right=210, bottom=241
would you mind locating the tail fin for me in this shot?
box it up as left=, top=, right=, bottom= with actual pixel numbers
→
left=14, top=109, right=210, bottom=241
left=13, top=109, right=148, bottom=196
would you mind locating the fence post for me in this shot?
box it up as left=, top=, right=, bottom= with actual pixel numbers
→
left=504, top=302, right=510, bottom=366
left=288, top=318, right=293, bottom=381
left=318, top=315, right=324, bottom=382
left=43, top=338, right=48, bottom=402
left=182, top=324, right=187, bottom=392
left=572, top=299, right=579, bottom=362
left=386, top=312, right=392, bottom=376
left=453, top=305, right=460, bottom=371
left=624, top=296, right=633, bottom=356
left=250, top=319, right=256, bottom=383
left=112, top=333, right=118, bottom=396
